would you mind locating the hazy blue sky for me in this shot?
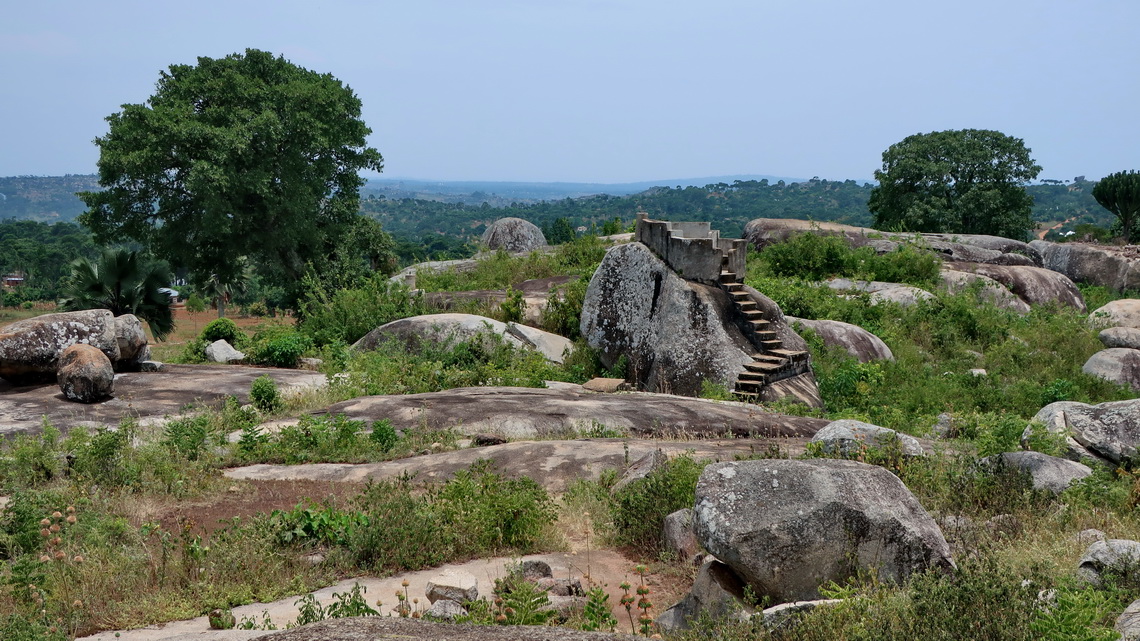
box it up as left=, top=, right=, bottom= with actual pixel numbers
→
left=2, top=0, right=1137, bottom=183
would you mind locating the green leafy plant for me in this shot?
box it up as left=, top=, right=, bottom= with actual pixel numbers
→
left=201, top=317, right=243, bottom=345
left=500, top=286, right=525, bottom=323
left=249, top=375, right=281, bottom=413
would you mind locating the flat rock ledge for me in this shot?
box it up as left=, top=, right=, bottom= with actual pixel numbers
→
left=224, top=438, right=797, bottom=493
left=252, top=617, right=630, bottom=641
left=316, top=384, right=828, bottom=439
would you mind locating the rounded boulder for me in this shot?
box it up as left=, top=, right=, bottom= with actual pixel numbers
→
left=693, top=459, right=953, bottom=603
left=481, top=217, right=547, bottom=252
left=57, top=343, right=114, bottom=403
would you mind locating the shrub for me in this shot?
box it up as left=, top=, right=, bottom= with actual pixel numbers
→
left=249, top=375, right=281, bottom=413
left=541, top=276, right=589, bottom=339
left=611, top=454, right=704, bottom=553
left=247, top=326, right=312, bottom=368
left=368, top=419, right=398, bottom=452
left=500, top=286, right=524, bottom=323
left=200, top=318, right=243, bottom=345
left=297, top=274, right=426, bottom=347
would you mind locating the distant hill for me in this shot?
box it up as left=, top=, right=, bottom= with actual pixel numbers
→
left=0, top=174, right=1111, bottom=242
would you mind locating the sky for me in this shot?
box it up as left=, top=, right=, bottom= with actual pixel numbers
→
left=2, top=0, right=1138, bottom=184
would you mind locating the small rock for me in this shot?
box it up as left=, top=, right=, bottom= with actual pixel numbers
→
left=582, top=377, right=628, bottom=393
left=517, top=559, right=553, bottom=580
left=426, top=569, right=478, bottom=604
left=536, top=577, right=583, bottom=597
left=611, top=449, right=668, bottom=494
left=931, top=413, right=956, bottom=439
left=57, top=343, right=114, bottom=403
left=471, top=433, right=508, bottom=447
left=205, top=339, right=245, bottom=363
left=1076, top=529, right=1107, bottom=545
left=663, top=508, right=700, bottom=562
left=301, top=553, right=325, bottom=566
left=139, top=360, right=165, bottom=372
left=969, top=368, right=988, bottom=377
left=298, top=357, right=324, bottom=371
left=762, top=599, right=843, bottom=632
left=424, top=599, right=468, bottom=622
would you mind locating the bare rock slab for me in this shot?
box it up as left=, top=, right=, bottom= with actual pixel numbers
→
left=693, top=459, right=953, bottom=603
left=810, top=419, right=925, bottom=457
left=57, top=343, right=114, bottom=403
left=354, top=314, right=571, bottom=363
left=317, top=384, right=828, bottom=440
left=787, top=317, right=893, bottom=362
left=250, top=618, right=631, bottom=641
left=985, top=451, right=1092, bottom=495
left=0, top=309, right=120, bottom=384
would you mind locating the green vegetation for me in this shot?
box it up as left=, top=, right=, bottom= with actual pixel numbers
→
left=0, top=220, right=97, bottom=304
left=79, top=48, right=385, bottom=308
left=755, top=232, right=941, bottom=285
left=869, top=129, right=1042, bottom=239
left=1092, top=169, right=1140, bottom=242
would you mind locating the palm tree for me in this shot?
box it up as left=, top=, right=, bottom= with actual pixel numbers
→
left=59, top=248, right=175, bottom=340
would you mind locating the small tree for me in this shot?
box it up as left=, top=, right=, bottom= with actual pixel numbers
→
left=59, top=248, right=175, bottom=340
left=1092, top=170, right=1140, bottom=243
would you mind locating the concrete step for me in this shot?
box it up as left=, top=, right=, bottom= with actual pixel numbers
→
left=737, top=371, right=767, bottom=382
left=752, top=330, right=778, bottom=341
left=771, top=349, right=809, bottom=361
left=735, top=379, right=764, bottom=392
left=745, top=361, right=784, bottom=373
left=719, top=271, right=737, bottom=282
left=752, top=354, right=784, bottom=364
left=760, top=339, right=783, bottom=350
left=736, top=301, right=758, bottom=312
left=729, top=291, right=751, bottom=301
left=722, top=282, right=744, bottom=292
left=740, top=310, right=764, bottom=321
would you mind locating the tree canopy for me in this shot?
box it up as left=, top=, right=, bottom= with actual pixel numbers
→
left=79, top=49, right=383, bottom=304
left=868, top=129, right=1042, bottom=239
left=1092, top=170, right=1140, bottom=242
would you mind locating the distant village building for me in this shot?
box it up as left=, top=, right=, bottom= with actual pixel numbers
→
left=2, top=273, right=25, bottom=289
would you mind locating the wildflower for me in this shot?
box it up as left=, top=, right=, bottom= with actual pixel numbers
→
left=39, top=555, right=51, bottom=563
left=51, top=537, right=62, bottom=546
left=40, top=518, right=51, bottom=527
left=73, top=555, right=85, bottom=563
left=50, top=524, right=60, bottom=533
left=40, top=528, right=50, bottom=538
left=54, top=551, right=65, bottom=560
left=411, top=611, right=421, bottom=619
left=67, top=506, right=76, bottom=514
left=66, top=515, right=77, bottom=525
left=495, top=614, right=507, bottom=623
left=73, top=600, right=83, bottom=608
left=401, top=579, right=410, bottom=587
left=52, top=511, right=62, bottom=519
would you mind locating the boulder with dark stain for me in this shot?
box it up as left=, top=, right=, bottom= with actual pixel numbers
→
left=0, top=309, right=121, bottom=384
left=57, top=343, right=114, bottom=403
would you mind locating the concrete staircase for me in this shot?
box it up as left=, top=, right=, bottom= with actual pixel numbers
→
left=716, top=259, right=811, bottom=399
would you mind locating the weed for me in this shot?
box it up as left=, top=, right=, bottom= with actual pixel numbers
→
left=249, top=375, right=281, bottom=413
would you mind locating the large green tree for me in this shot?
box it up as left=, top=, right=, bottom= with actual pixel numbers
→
left=868, top=129, right=1042, bottom=239
left=1092, top=170, right=1140, bottom=242
left=79, top=49, right=383, bottom=304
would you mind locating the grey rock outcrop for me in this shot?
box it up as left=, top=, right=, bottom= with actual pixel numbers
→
left=1025, top=399, right=1140, bottom=465
left=693, top=459, right=953, bottom=603
left=481, top=217, right=547, bottom=252
left=982, top=451, right=1092, bottom=495
left=206, top=340, right=245, bottom=364
left=824, top=279, right=934, bottom=306
left=56, top=343, right=114, bottom=403
left=942, top=262, right=1086, bottom=311
left=581, top=242, right=820, bottom=404
left=1083, top=348, right=1140, bottom=391
left=353, top=314, right=573, bottom=364
left=1101, top=327, right=1140, bottom=350
left=787, top=317, right=893, bottom=362
left=1077, top=539, right=1140, bottom=587
left=762, top=599, right=843, bottom=632
left=744, top=218, right=1041, bottom=266
left=810, top=419, right=925, bottom=458
left=939, top=270, right=1032, bottom=314
left=656, top=557, right=754, bottom=632
left=424, top=598, right=468, bottom=621
left=1091, top=299, right=1140, bottom=329
left=0, top=309, right=120, bottom=384
left=1031, top=240, right=1140, bottom=292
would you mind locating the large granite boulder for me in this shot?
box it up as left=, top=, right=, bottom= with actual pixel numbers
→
left=1024, top=399, right=1140, bottom=465
left=1100, top=327, right=1140, bottom=350
left=56, top=343, right=114, bottom=403
left=942, top=262, right=1086, bottom=311
left=580, top=242, right=820, bottom=404
left=1031, top=240, right=1140, bottom=292
left=1091, top=300, right=1140, bottom=329
left=481, top=217, right=547, bottom=252
left=692, top=459, right=953, bottom=603
left=354, top=314, right=573, bottom=364
left=0, top=309, right=121, bottom=384
left=1083, top=348, right=1140, bottom=391
left=824, top=279, right=934, bottom=307
left=1077, top=539, right=1140, bottom=587
left=111, top=314, right=150, bottom=370
left=787, top=317, right=893, bottom=362
left=939, top=270, right=1032, bottom=314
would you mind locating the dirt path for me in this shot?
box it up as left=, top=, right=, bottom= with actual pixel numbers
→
left=77, top=549, right=675, bottom=641
left=1037, top=216, right=1078, bottom=240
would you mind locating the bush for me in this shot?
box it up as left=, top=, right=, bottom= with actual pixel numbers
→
left=541, top=276, right=589, bottom=339
left=201, top=318, right=243, bottom=345
left=757, top=233, right=940, bottom=286
left=297, top=275, right=426, bottom=347
left=249, top=375, right=281, bottom=413
left=611, top=454, right=704, bottom=553
left=247, top=326, right=312, bottom=368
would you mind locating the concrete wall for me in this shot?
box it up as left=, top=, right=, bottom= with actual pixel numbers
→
left=635, top=216, right=747, bottom=284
